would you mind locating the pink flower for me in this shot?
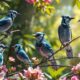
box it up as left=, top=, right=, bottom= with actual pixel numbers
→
left=76, top=63, right=80, bottom=70
left=43, top=0, right=52, bottom=3
left=62, top=77, right=67, bottom=80
left=0, top=65, right=8, bottom=80
left=9, top=56, right=15, bottom=62
left=24, top=67, right=47, bottom=79
left=71, top=66, right=77, bottom=72
left=71, top=76, right=79, bottom=80
left=25, top=0, right=35, bottom=4
left=71, top=63, right=80, bottom=73
left=24, top=69, right=31, bottom=78
left=78, top=53, right=80, bottom=57
left=10, top=67, right=16, bottom=71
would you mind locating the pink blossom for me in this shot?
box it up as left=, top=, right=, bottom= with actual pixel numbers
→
left=24, top=67, right=47, bottom=79
left=71, top=76, right=79, bottom=80
left=0, top=65, right=8, bottom=80
left=78, top=53, right=80, bottom=57
left=0, top=65, right=8, bottom=72
left=43, top=0, right=52, bottom=3
left=10, top=67, right=16, bottom=71
left=25, top=0, right=35, bottom=4
left=24, top=69, right=31, bottom=78
left=71, top=63, right=80, bottom=73
left=9, top=56, right=15, bottom=62
left=62, top=77, right=67, bottom=80
left=76, top=63, right=80, bottom=70
left=71, top=66, right=77, bottom=72
left=0, top=71, right=6, bottom=80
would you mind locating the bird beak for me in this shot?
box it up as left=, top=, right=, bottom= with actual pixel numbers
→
left=70, top=17, right=74, bottom=20
left=17, top=12, right=21, bottom=15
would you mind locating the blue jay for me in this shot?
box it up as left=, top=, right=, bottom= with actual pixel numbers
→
left=0, top=10, right=20, bottom=33
left=0, top=44, right=7, bottom=66
left=13, top=44, right=32, bottom=66
left=34, top=32, right=58, bottom=70
left=58, top=16, right=74, bottom=58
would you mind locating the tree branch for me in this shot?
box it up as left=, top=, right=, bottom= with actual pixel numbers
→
left=49, top=57, right=80, bottom=61
left=34, top=36, right=80, bottom=67
left=40, top=64, right=72, bottom=67
left=0, top=30, right=20, bottom=42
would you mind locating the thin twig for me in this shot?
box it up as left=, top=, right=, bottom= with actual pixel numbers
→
left=40, top=64, right=72, bottom=67
left=34, top=36, right=80, bottom=67
left=48, top=57, right=80, bottom=61
left=10, top=30, right=20, bottom=34
left=0, top=30, right=20, bottom=42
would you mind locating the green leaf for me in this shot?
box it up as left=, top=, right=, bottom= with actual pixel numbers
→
left=59, top=72, right=72, bottom=79
left=76, top=0, right=80, bottom=9
left=2, top=2, right=10, bottom=7
left=72, top=0, right=77, bottom=6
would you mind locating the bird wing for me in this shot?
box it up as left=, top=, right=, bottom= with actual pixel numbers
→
left=58, top=25, right=72, bottom=45
left=0, top=18, right=11, bottom=27
left=58, top=25, right=64, bottom=45
left=17, top=50, right=30, bottom=61
left=41, top=40, right=54, bottom=55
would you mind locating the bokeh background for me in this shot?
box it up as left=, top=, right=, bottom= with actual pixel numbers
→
left=0, top=0, right=80, bottom=79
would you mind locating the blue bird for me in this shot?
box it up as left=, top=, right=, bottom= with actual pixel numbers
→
left=0, top=10, right=20, bottom=33
left=13, top=44, right=32, bottom=66
left=58, top=16, right=74, bottom=58
left=0, top=44, right=7, bottom=66
left=34, top=32, right=58, bottom=70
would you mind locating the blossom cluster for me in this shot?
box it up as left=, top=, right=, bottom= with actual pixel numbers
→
left=25, top=0, right=53, bottom=15
left=60, top=63, right=80, bottom=80
left=0, top=66, right=47, bottom=80
left=25, top=0, right=52, bottom=4
left=24, top=67, right=47, bottom=80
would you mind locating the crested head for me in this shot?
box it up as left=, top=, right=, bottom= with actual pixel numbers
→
left=33, top=32, right=45, bottom=42
left=7, top=10, right=20, bottom=20
left=13, top=44, right=23, bottom=52
left=61, top=16, right=74, bottom=25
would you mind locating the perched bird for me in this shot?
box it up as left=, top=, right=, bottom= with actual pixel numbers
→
left=34, top=32, right=58, bottom=70
left=0, top=44, right=7, bottom=66
left=12, top=44, right=32, bottom=66
left=0, top=10, right=20, bottom=33
left=58, top=16, right=74, bottom=58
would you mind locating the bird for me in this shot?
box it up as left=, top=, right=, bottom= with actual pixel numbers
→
left=0, top=10, right=20, bottom=33
left=58, top=16, right=74, bottom=58
left=0, top=44, right=7, bottom=66
left=12, top=44, right=32, bottom=66
left=33, top=32, right=58, bottom=70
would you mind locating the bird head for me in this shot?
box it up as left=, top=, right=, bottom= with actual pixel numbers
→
left=0, top=44, right=8, bottom=53
left=33, top=32, right=45, bottom=42
left=8, top=10, right=20, bottom=20
left=12, top=44, right=22, bottom=52
left=61, top=16, right=74, bottom=25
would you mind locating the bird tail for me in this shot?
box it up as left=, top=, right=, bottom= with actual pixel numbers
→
left=49, top=56, right=59, bottom=70
left=65, top=45, right=73, bottom=58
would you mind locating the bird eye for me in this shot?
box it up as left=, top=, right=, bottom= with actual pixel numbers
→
left=36, top=34, right=41, bottom=37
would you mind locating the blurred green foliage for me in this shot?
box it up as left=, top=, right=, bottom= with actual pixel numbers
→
left=0, top=0, right=80, bottom=79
